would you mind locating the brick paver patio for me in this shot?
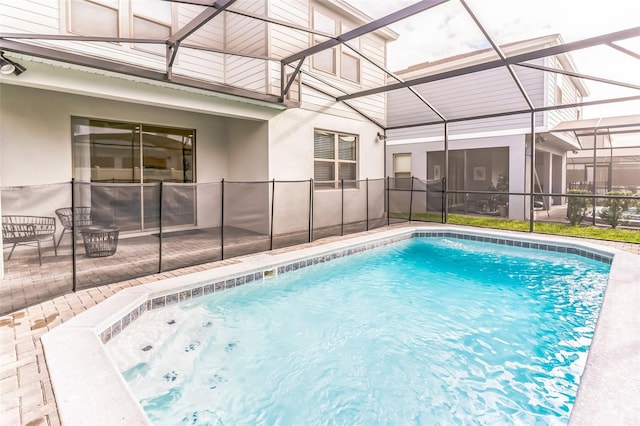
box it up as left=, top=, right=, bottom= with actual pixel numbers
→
left=1, top=223, right=638, bottom=425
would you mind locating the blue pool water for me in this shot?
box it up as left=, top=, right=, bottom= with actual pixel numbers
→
left=108, top=237, right=610, bottom=425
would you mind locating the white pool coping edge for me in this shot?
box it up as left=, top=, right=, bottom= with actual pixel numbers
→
left=40, top=226, right=640, bottom=425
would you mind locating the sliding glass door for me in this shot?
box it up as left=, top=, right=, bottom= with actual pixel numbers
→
left=72, top=117, right=195, bottom=232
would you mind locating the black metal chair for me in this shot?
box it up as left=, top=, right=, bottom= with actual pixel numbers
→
left=54, top=207, right=93, bottom=248
left=2, top=215, right=57, bottom=265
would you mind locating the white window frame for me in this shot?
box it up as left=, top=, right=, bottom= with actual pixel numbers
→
left=314, top=129, right=358, bottom=190
left=67, top=0, right=120, bottom=38
left=310, top=7, right=361, bottom=84
left=66, top=0, right=174, bottom=57
left=129, top=0, right=173, bottom=56
left=393, top=153, right=412, bottom=189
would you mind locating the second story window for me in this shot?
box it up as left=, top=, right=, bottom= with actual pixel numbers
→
left=312, top=10, right=337, bottom=74
left=131, top=1, right=172, bottom=55
left=555, top=74, right=564, bottom=105
left=67, top=0, right=172, bottom=56
left=314, top=129, right=358, bottom=189
left=311, top=9, right=361, bottom=83
left=69, top=0, right=119, bottom=38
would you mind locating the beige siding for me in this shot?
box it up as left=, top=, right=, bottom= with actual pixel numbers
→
left=267, top=0, right=387, bottom=123
left=224, top=0, right=267, bottom=91
left=172, top=49, right=226, bottom=84
left=346, top=32, right=387, bottom=124
left=178, top=4, right=224, bottom=49
left=1, top=0, right=389, bottom=114
left=0, top=0, right=59, bottom=33
left=268, top=0, right=310, bottom=96
left=547, top=57, right=582, bottom=127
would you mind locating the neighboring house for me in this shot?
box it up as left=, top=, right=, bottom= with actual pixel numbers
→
left=385, top=34, right=589, bottom=220
left=555, top=115, right=640, bottom=194
left=567, top=146, right=640, bottom=194
left=0, top=0, right=397, bottom=273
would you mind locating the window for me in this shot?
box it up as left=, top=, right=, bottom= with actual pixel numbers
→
left=72, top=118, right=194, bottom=184
left=341, top=52, right=360, bottom=82
left=340, top=24, right=360, bottom=83
left=312, top=10, right=337, bottom=74
left=313, top=47, right=336, bottom=74
left=555, top=74, right=563, bottom=105
left=314, top=129, right=357, bottom=189
left=311, top=9, right=361, bottom=83
left=72, top=118, right=195, bottom=231
left=69, top=0, right=119, bottom=37
left=393, top=153, right=411, bottom=189
left=131, top=1, right=172, bottom=55
left=67, top=0, right=172, bottom=56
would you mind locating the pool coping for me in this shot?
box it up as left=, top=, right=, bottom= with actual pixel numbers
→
left=40, top=226, right=639, bottom=425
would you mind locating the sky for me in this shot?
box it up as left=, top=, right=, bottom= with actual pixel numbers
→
left=345, top=0, right=640, bottom=121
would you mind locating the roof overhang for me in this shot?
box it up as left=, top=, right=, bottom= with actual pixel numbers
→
left=550, top=115, right=640, bottom=149
left=0, top=52, right=286, bottom=121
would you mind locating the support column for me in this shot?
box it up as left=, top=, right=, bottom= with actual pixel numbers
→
left=529, top=113, right=536, bottom=232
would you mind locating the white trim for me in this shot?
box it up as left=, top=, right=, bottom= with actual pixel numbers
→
left=386, top=126, right=548, bottom=145
left=0, top=56, right=285, bottom=120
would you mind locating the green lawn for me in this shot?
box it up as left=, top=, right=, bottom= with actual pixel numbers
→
left=399, top=212, right=640, bottom=244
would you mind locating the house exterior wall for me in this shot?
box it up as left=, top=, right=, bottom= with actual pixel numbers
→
left=546, top=56, right=584, bottom=128
left=384, top=36, right=588, bottom=221
left=0, top=0, right=390, bottom=120
left=269, top=107, right=384, bottom=233
left=386, top=133, right=527, bottom=220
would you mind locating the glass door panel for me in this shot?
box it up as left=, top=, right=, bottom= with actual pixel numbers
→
left=73, top=118, right=196, bottom=232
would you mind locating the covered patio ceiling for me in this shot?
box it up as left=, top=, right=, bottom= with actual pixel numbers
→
left=0, top=0, right=638, bottom=129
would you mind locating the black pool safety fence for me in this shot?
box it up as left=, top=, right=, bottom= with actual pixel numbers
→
left=0, top=178, right=445, bottom=315
left=3, top=178, right=637, bottom=315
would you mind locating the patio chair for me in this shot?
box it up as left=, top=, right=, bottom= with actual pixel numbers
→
left=2, top=215, right=57, bottom=265
left=55, top=207, right=97, bottom=248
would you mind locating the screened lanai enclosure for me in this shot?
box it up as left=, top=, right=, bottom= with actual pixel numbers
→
left=1, top=0, right=639, bottom=314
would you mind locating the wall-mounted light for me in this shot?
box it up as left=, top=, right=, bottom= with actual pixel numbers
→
left=0, top=52, right=26, bottom=76
left=377, top=132, right=387, bottom=141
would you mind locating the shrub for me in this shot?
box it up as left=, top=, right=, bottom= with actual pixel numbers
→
left=566, top=189, right=591, bottom=226
left=599, top=191, right=633, bottom=229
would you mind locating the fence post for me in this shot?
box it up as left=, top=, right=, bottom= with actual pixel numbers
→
left=386, top=176, right=390, bottom=226
left=158, top=181, right=163, bottom=273
left=309, top=178, right=313, bottom=242
left=270, top=179, right=275, bottom=251
left=221, top=179, right=224, bottom=260
left=442, top=177, right=447, bottom=224
left=408, top=176, right=414, bottom=222
left=366, top=178, right=369, bottom=231
left=341, top=179, right=345, bottom=236
left=71, top=178, right=77, bottom=293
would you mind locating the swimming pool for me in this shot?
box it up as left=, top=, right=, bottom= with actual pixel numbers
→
left=107, top=236, right=609, bottom=424
left=41, top=226, right=639, bottom=425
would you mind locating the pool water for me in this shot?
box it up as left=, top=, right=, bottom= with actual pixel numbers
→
left=108, top=237, right=610, bottom=425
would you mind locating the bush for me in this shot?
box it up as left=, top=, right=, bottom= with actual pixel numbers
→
left=566, top=190, right=591, bottom=226
left=599, top=191, right=633, bottom=229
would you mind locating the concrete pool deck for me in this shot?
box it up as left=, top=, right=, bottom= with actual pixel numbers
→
left=1, top=223, right=639, bottom=425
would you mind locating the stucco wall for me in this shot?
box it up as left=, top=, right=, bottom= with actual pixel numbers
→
left=386, top=134, right=527, bottom=220
left=268, top=107, right=384, bottom=232
left=0, top=84, right=273, bottom=186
